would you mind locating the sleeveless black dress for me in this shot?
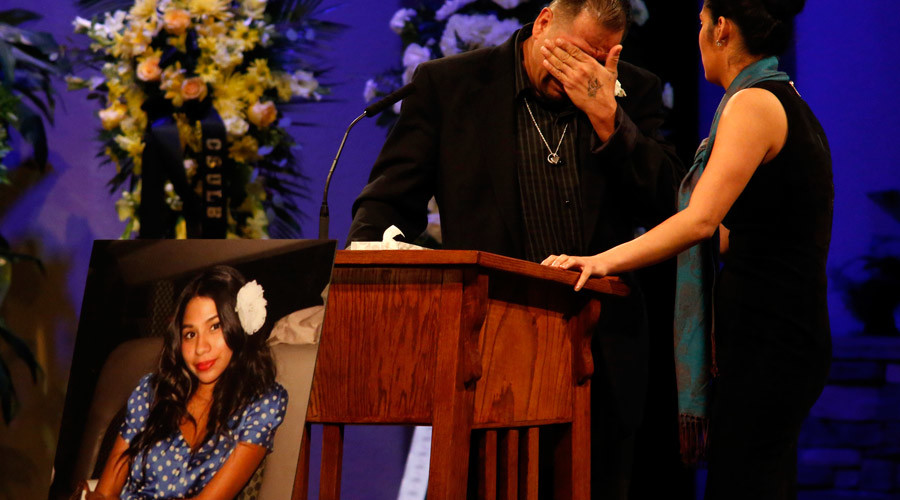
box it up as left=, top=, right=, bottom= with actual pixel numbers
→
left=704, top=80, right=834, bottom=499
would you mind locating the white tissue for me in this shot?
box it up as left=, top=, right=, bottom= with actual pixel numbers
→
left=348, top=225, right=431, bottom=250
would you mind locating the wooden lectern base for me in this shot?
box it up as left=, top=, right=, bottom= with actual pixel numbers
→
left=293, top=251, right=628, bottom=499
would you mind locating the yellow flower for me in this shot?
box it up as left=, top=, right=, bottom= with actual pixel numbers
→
left=197, top=35, right=218, bottom=54
left=195, top=59, right=221, bottom=83
left=195, top=17, right=227, bottom=38
left=174, top=113, right=203, bottom=153
left=175, top=217, right=187, bottom=239
left=228, top=135, right=259, bottom=164
left=115, top=190, right=136, bottom=221
left=213, top=96, right=243, bottom=118
left=243, top=208, right=269, bottom=239
left=246, top=59, right=271, bottom=83
left=216, top=71, right=246, bottom=101
left=130, top=0, right=158, bottom=21
left=188, top=0, right=231, bottom=19
left=241, top=0, right=267, bottom=20
left=115, top=133, right=146, bottom=159
left=121, top=22, right=154, bottom=57
left=243, top=74, right=265, bottom=103
left=161, top=62, right=187, bottom=106
left=273, top=73, right=293, bottom=102
left=124, top=88, right=148, bottom=132
left=232, top=22, right=260, bottom=51
left=99, top=102, right=128, bottom=130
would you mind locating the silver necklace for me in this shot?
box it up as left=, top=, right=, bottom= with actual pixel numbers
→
left=524, top=98, right=568, bottom=165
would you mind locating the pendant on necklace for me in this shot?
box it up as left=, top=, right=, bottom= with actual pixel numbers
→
left=547, top=153, right=560, bottom=165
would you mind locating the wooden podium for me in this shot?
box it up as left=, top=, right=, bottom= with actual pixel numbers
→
left=293, top=250, right=629, bottom=499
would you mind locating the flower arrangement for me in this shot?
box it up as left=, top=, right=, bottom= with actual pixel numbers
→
left=69, top=0, right=338, bottom=238
left=364, top=0, right=650, bottom=126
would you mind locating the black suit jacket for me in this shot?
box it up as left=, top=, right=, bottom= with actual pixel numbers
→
left=348, top=29, right=683, bottom=430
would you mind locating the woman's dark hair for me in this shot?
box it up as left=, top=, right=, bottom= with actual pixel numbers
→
left=124, top=265, right=275, bottom=462
left=705, top=0, right=806, bottom=55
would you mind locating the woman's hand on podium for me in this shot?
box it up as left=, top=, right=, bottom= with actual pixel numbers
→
left=541, top=253, right=610, bottom=291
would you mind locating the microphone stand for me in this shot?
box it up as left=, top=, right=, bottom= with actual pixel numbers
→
left=319, top=112, right=365, bottom=239
left=317, top=83, right=415, bottom=240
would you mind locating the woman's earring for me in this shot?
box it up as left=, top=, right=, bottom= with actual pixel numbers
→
left=716, top=40, right=724, bottom=47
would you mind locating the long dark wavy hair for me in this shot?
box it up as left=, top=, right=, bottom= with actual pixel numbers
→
left=124, top=265, right=276, bottom=462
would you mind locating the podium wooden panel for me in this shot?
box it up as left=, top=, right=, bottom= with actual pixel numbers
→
left=293, top=250, right=628, bottom=499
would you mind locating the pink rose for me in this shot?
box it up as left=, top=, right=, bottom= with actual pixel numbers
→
left=181, top=77, right=207, bottom=101
left=136, top=56, right=162, bottom=82
left=163, top=9, right=191, bottom=35
left=247, top=101, right=277, bottom=128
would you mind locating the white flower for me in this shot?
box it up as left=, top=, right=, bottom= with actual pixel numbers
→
left=401, top=43, right=431, bottom=84
left=402, top=65, right=416, bottom=85
left=630, top=0, right=650, bottom=26
left=615, top=79, right=626, bottom=98
left=661, top=82, right=674, bottom=109
left=390, top=8, right=417, bottom=34
left=363, top=79, right=378, bottom=102
left=223, top=115, right=249, bottom=136
left=235, top=280, right=267, bottom=335
left=439, top=14, right=520, bottom=56
left=290, top=70, right=320, bottom=100
left=435, top=0, right=476, bottom=21
left=402, top=43, right=431, bottom=68
left=492, top=0, right=522, bottom=8
left=73, top=17, right=93, bottom=33
left=102, top=10, right=128, bottom=35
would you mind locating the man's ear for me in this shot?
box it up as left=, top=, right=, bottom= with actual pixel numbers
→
left=533, top=7, right=553, bottom=37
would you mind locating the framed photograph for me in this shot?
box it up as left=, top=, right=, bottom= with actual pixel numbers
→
left=49, top=239, right=336, bottom=500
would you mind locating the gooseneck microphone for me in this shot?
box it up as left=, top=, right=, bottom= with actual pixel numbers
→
left=318, top=83, right=416, bottom=240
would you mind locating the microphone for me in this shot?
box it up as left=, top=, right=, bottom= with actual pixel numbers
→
left=318, top=83, right=416, bottom=240
left=363, top=83, right=416, bottom=118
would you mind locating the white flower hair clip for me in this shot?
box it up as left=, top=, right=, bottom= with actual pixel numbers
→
left=235, top=280, right=267, bottom=335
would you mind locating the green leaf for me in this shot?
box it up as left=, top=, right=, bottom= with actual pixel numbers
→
left=13, top=83, right=54, bottom=123
left=0, top=359, right=16, bottom=424
left=8, top=45, right=59, bottom=76
left=0, top=9, right=42, bottom=27
left=0, top=40, right=13, bottom=87
left=12, top=101, right=46, bottom=167
left=0, top=321, right=41, bottom=384
left=0, top=249, right=43, bottom=273
left=120, top=218, right=134, bottom=239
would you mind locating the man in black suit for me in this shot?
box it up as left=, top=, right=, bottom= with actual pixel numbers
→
left=349, top=0, right=683, bottom=497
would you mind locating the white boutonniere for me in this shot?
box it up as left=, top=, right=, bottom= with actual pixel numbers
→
left=235, top=280, right=267, bottom=335
left=615, top=80, right=626, bottom=98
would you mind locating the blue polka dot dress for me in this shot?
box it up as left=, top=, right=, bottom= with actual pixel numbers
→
left=118, top=374, right=288, bottom=499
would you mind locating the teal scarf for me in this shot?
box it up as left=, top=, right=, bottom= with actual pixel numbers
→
left=673, top=56, right=789, bottom=463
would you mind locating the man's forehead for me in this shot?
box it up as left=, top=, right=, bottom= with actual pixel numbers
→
left=555, top=11, right=623, bottom=58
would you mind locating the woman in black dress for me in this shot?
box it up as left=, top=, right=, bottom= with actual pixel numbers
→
left=543, top=0, right=832, bottom=498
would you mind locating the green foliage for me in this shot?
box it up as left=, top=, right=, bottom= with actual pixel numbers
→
left=0, top=8, right=69, bottom=180
left=0, top=235, right=43, bottom=425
